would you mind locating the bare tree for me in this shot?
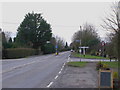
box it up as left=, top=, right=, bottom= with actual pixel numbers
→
left=102, top=2, right=120, bottom=34
left=102, top=2, right=120, bottom=60
left=55, top=35, right=65, bottom=50
left=72, top=23, right=100, bottom=53
left=4, top=31, right=12, bottom=42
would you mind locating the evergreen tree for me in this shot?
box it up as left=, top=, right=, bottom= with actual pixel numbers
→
left=9, top=37, right=12, bottom=43
left=16, top=12, right=52, bottom=49
left=65, top=42, right=68, bottom=48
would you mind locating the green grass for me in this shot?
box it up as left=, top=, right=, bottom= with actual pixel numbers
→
left=67, top=61, right=87, bottom=67
left=101, top=61, right=119, bottom=68
left=72, top=52, right=109, bottom=59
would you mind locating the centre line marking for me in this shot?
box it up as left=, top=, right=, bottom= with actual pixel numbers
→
left=54, top=75, right=58, bottom=79
left=47, top=82, right=53, bottom=88
left=58, top=71, right=61, bottom=74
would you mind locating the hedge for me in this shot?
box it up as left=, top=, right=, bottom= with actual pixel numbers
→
left=2, top=48, right=37, bottom=59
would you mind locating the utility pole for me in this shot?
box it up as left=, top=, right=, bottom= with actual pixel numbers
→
left=79, top=26, right=82, bottom=62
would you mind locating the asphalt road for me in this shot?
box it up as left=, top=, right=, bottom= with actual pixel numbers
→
left=2, top=51, right=70, bottom=88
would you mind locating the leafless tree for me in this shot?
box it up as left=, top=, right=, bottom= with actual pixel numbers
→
left=72, top=23, right=100, bottom=53
left=102, top=2, right=120, bottom=60
left=55, top=35, right=65, bottom=50
left=4, top=31, right=12, bottom=42
left=102, top=2, right=120, bottom=34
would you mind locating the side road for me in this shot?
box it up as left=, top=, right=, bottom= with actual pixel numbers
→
left=51, top=62, right=98, bottom=88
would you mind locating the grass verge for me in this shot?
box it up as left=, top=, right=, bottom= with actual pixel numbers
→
left=72, top=52, right=109, bottom=59
left=67, top=61, right=86, bottom=67
left=101, top=61, right=119, bottom=68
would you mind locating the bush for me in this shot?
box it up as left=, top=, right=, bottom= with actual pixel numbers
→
left=42, top=43, right=55, bottom=54
left=96, top=61, right=103, bottom=70
left=60, top=48, right=71, bottom=52
left=3, top=48, right=37, bottom=59
left=113, top=72, right=119, bottom=79
left=102, top=64, right=110, bottom=70
left=90, top=50, right=96, bottom=56
left=96, top=61, right=111, bottom=70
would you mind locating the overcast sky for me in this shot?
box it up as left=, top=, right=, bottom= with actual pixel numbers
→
left=1, top=2, right=114, bottom=44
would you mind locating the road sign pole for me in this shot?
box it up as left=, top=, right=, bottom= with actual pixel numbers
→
left=55, top=45, right=58, bottom=55
left=83, top=48, right=85, bottom=57
left=79, top=48, right=82, bottom=62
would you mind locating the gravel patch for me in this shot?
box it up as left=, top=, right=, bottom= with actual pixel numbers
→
left=51, top=62, right=98, bottom=88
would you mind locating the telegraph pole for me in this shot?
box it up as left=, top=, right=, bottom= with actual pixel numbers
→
left=80, top=26, right=82, bottom=61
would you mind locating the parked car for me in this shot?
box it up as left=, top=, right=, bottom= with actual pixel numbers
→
left=70, top=49, right=73, bottom=52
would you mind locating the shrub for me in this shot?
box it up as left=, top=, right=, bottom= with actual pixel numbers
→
left=3, top=48, right=37, bottom=59
left=102, top=64, right=110, bottom=70
left=42, top=43, right=55, bottom=54
left=90, top=50, right=96, bottom=56
left=60, top=48, right=71, bottom=52
left=96, top=62, right=110, bottom=70
left=113, top=72, right=119, bottom=79
left=96, top=61, right=103, bottom=70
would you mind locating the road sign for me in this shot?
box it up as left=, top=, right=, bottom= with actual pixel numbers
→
left=75, top=40, right=81, bottom=42
left=55, top=45, right=58, bottom=49
left=99, top=70, right=113, bottom=88
left=79, top=46, right=89, bottom=56
left=46, top=41, right=50, bottom=43
left=101, top=41, right=105, bottom=46
left=79, top=46, right=89, bottom=49
left=79, top=49, right=82, bottom=53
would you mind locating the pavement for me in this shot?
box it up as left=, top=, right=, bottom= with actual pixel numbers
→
left=1, top=51, right=70, bottom=88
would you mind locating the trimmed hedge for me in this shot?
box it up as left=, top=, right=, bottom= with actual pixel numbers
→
left=3, top=48, right=37, bottom=59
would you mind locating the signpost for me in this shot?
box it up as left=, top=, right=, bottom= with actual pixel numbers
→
left=99, top=70, right=113, bottom=88
left=79, top=46, right=89, bottom=57
left=55, top=45, right=58, bottom=55
left=101, top=41, right=106, bottom=57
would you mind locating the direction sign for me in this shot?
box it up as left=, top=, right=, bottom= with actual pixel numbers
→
left=79, top=49, right=82, bottom=53
left=101, top=41, right=105, bottom=46
left=75, top=40, right=81, bottom=42
left=79, top=46, right=89, bottom=49
left=55, top=45, right=58, bottom=49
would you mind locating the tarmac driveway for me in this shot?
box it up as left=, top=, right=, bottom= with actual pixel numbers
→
left=51, top=62, right=98, bottom=88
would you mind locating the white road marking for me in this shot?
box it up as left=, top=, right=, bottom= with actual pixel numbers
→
left=47, top=82, right=53, bottom=88
left=62, top=65, right=64, bottom=69
left=63, top=62, right=65, bottom=66
left=54, top=75, right=58, bottom=79
left=46, top=58, right=67, bottom=88
left=67, top=54, right=71, bottom=62
left=58, top=71, right=61, bottom=74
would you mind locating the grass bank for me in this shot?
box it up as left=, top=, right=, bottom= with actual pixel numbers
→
left=67, top=61, right=86, bottom=67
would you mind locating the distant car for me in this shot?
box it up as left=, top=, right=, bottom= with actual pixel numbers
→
left=71, top=49, right=73, bottom=52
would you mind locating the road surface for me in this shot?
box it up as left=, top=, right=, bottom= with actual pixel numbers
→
left=2, top=51, right=70, bottom=88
